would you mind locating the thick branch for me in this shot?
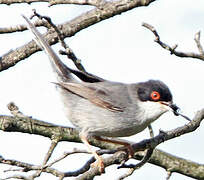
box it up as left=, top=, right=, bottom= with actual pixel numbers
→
left=0, top=115, right=80, bottom=143
left=0, top=0, right=157, bottom=72
left=149, top=149, right=204, bottom=180
left=0, top=108, right=204, bottom=179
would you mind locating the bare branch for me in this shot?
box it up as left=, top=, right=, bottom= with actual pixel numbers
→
left=131, top=109, right=204, bottom=152
left=148, top=124, right=154, bottom=138
left=142, top=22, right=204, bottom=61
left=43, top=139, right=59, bottom=165
left=7, top=102, right=30, bottom=118
left=0, top=156, right=65, bottom=178
left=194, top=31, right=204, bottom=55
left=0, top=19, right=49, bottom=34
left=0, top=0, right=48, bottom=5
left=32, top=10, right=86, bottom=72
left=45, top=148, right=90, bottom=168
left=117, top=168, right=134, bottom=180
left=0, top=0, right=157, bottom=72
left=1, top=1, right=203, bottom=179
left=2, top=175, right=31, bottom=180
left=49, top=0, right=106, bottom=8
left=0, top=0, right=105, bottom=7
left=65, top=156, right=96, bottom=177
left=29, top=137, right=60, bottom=179
left=0, top=108, right=204, bottom=179
left=166, top=170, right=172, bottom=180
left=118, top=125, right=155, bottom=170
left=118, top=148, right=154, bottom=169
left=75, top=151, right=127, bottom=180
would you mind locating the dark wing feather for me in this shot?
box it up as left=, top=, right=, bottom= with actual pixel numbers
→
left=55, top=82, right=124, bottom=112
left=68, top=68, right=106, bottom=83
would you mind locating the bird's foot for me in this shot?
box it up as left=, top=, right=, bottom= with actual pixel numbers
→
left=91, top=156, right=105, bottom=173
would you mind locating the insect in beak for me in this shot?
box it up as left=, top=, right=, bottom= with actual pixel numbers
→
left=166, top=103, right=191, bottom=121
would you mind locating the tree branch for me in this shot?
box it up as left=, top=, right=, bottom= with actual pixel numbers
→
left=0, top=19, right=49, bottom=34
left=142, top=22, right=204, bottom=61
left=0, top=0, right=157, bottom=72
left=0, top=0, right=103, bottom=6
left=0, top=108, right=204, bottom=179
left=31, top=9, right=86, bottom=72
left=1, top=2, right=204, bottom=179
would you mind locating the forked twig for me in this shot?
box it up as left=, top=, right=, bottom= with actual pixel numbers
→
left=142, top=22, right=204, bottom=61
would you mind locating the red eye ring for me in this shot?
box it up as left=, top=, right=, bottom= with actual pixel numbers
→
left=150, top=91, right=160, bottom=101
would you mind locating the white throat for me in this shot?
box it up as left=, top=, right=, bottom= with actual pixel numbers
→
left=137, top=101, right=170, bottom=125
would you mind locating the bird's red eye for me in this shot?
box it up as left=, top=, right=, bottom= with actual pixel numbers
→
left=150, top=91, right=160, bottom=101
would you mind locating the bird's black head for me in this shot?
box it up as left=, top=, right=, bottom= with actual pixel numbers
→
left=136, top=80, right=191, bottom=121
left=137, top=80, right=172, bottom=103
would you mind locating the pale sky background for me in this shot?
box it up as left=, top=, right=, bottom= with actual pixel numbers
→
left=0, top=0, right=204, bottom=179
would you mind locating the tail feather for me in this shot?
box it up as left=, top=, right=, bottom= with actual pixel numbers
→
left=22, top=15, right=73, bottom=82
left=22, top=15, right=106, bottom=83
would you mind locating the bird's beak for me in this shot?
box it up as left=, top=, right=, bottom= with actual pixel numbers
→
left=161, top=102, right=191, bottom=121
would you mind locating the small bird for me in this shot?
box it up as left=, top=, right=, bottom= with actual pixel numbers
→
left=23, top=15, right=182, bottom=172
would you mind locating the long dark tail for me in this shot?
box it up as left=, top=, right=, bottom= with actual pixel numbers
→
left=22, top=15, right=75, bottom=82
left=22, top=15, right=105, bottom=83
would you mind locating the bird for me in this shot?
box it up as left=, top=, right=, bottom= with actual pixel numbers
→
left=23, top=15, right=181, bottom=173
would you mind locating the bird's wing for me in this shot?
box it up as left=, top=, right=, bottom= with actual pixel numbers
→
left=55, top=82, right=124, bottom=112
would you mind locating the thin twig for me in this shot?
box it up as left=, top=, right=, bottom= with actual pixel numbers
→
left=29, top=137, right=60, bottom=178
left=117, top=148, right=154, bottom=169
left=2, top=175, right=31, bottom=180
left=7, top=102, right=27, bottom=118
left=148, top=124, right=154, bottom=138
left=45, top=148, right=90, bottom=168
left=65, top=156, right=96, bottom=178
left=117, top=168, right=134, bottom=180
left=142, top=22, right=204, bottom=61
left=194, top=31, right=204, bottom=55
left=0, top=19, right=48, bottom=34
left=117, top=125, right=155, bottom=170
left=43, top=137, right=60, bottom=165
left=166, top=170, right=172, bottom=180
left=0, top=156, right=64, bottom=178
left=32, top=10, right=86, bottom=72
left=49, top=0, right=106, bottom=8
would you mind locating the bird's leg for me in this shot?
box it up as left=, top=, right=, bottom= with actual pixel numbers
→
left=80, top=134, right=105, bottom=173
left=94, top=136, right=134, bottom=158
left=118, top=125, right=155, bottom=169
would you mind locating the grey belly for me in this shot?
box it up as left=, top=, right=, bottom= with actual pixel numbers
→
left=67, top=100, right=146, bottom=137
